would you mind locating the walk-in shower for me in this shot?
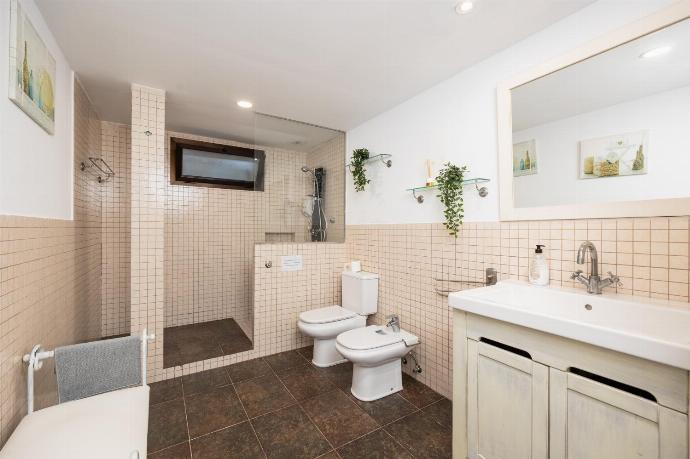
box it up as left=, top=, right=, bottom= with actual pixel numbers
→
left=302, top=166, right=327, bottom=241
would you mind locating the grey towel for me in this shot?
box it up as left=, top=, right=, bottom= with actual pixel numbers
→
left=54, top=335, right=142, bottom=403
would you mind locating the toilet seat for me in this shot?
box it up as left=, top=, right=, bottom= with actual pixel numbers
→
left=299, top=305, right=357, bottom=324
left=297, top=306, right=367, bottom=367
left=337, top=325, right=419, bottom=351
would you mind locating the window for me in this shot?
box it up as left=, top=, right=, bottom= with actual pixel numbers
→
left=170, top=137, right=265, bottom=190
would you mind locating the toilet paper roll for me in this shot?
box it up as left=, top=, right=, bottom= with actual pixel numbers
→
left=344, top=261, right=362, bottom=272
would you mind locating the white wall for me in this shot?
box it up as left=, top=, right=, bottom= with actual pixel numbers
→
left=345, top=0, right=676, bottom=225
left=513, top=84, right=690, bottom=208
left=0, top=0, right=75, bottom=219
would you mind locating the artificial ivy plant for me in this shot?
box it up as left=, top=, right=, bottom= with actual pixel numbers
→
left=350, top=148, right=371, bottom=192
left=436, top=162, right=468, bottom=237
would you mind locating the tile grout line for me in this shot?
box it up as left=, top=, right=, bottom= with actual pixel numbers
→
left=268, top=353, right=342, bottom=456
left=180, top=380, right=193, bottom=458
left=226, top=366, right=269, bottom=459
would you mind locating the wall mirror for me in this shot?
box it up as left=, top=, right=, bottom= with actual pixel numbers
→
left=498, top=4, right=690, bottom=220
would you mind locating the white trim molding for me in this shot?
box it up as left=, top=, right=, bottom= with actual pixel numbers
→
left=497, top=1, right=690, bottom=221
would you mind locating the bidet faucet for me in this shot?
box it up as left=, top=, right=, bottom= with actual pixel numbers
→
left=385, top=314, right=400, bottom=333
left=571, top=241, right=621, bottom=294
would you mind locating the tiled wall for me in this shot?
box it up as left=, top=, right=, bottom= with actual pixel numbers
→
left=308, top=134, right=346, bottom=243
left=130, top=85, right=167, bottom=381
left=164, top=131, right=311, bottom=332
left=346, top=217, right=690, bottom=398
left=0, top=80, right=102, bottom=445
left=100, top=121, right=131, bottom=337
left=149, top=242, right=346, bottom=381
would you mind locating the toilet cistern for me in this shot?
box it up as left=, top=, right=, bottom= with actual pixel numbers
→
left=385, top=315, right=400, bottom=333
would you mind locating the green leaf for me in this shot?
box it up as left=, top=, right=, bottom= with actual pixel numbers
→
left=435, top=162, right=467, bottom=237
left=350, top=148, right=372, bottom=192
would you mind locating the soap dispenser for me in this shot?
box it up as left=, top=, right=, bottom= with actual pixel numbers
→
left=529, top=244, right=549, bottom=286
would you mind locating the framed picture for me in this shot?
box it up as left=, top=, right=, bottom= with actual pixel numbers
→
left=513, top=139, right=537, bottom=176
left=579, top=131, right=648, bottom=179
left=8, top=0, right=56, bottom=134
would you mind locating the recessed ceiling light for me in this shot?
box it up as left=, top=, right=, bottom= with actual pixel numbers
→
left=237, top=100, right=253, bottom=109
left=639, top=46, right=672, bottom=59
left=455, top=0, right=474, bottom=15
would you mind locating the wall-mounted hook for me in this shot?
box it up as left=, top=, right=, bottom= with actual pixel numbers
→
left=144, top=130, right=152, bottom=136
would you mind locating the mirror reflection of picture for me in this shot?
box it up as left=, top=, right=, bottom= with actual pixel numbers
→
left=579, top=131, right=648, bottom=180
left=513, top=140, right=537, bottom=176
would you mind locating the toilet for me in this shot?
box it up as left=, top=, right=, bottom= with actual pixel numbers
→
left=335, top=325, right=419, bottom=401
left=297, top=271, right=379, bottom=367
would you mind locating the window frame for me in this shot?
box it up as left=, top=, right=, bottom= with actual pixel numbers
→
left=170, top=137, right=265, bottom=191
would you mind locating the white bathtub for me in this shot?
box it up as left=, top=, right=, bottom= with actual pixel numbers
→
left=0, top=385, right=149, bottom=459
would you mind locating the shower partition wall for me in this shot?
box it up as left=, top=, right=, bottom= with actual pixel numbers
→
left=160, top=112, right=345, bottom=368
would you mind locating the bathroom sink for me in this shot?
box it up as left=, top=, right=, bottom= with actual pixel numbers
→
left=449, top=280, right=690, bottom=370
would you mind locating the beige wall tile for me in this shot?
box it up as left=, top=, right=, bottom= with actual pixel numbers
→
left=0, top=80, right=102, bottom=445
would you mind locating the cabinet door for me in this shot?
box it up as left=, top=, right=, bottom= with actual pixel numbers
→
left=467, top=339, right=548, bottom=459
left=549, top=368, right=688, bottom=459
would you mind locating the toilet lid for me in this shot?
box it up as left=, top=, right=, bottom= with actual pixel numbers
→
left=337, top=325, right=416, bottom=350
left=299, top=306, right=357, bottom=324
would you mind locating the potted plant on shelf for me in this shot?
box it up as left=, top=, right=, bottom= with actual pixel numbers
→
left=436, top=162, right=468, bottom=237
left=350, top=148, right=371, bottom=192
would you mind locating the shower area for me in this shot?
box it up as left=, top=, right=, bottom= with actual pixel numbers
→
left=99, top=109, right=345, bottom=369
left=160, top=113, right=345, bottom=367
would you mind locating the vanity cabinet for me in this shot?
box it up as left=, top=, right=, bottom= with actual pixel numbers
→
left=549, top=368, right=687, bottom=459
left=454, top=311, right=690, bottom=459
left=467, top=340, right=548, bottom=459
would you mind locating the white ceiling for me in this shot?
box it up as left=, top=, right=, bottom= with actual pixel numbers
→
left=512, top=17, right=690, bottom=131
left=37, top=0, right=592, bottom=143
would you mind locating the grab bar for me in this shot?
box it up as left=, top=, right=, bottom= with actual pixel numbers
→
left=22, top=329, right=155, bottom=414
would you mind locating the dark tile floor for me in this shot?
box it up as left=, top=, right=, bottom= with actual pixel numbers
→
left=148, top=346, right=452, bottom=458
left=163, top=318, right=253, bottom=368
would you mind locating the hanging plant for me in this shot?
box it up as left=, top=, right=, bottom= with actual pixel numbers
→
left=350, top=148, right=371, bottom=192
left=436, top=162, right=468, bottom=237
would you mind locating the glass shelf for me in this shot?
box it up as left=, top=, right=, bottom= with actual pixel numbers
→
left=406, top=178, right=490, bottom=203
left=346, top=153, right=392, bottom=168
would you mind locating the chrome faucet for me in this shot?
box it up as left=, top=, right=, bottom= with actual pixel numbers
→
left=571, top=241, right=621, bottom=294
left=385, top=314, right=400, bottom=333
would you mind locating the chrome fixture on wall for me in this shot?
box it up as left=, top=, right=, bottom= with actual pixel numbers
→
left=571, top=241, right=622, bottom=294
left=80, top=157, right=115, bottom=183
left=302, top=166, right=327, bottom=241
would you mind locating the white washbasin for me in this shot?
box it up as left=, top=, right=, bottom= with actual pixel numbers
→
left=449, top=280, right=690, bottom=370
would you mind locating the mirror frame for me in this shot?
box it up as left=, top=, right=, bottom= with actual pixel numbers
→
left=497, top=2, right=690, bottom=221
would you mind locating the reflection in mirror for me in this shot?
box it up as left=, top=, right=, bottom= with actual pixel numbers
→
left=253, top=113, right=345, bottom=243
left=511, top=18, right=690, bottom=209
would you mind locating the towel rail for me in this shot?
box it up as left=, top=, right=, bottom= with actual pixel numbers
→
left=22, top=330, right=155, bottom=414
